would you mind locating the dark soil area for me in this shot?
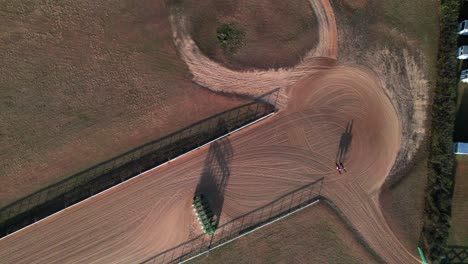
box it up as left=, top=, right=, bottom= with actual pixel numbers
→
left=181, top=0, right=319, bottom=70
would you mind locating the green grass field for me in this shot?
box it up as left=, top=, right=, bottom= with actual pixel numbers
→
left=381, top=154, right=428, bottom=252
left=379, top=0, right=439, bottom=74
left=448, top=155, right=468, bottom=246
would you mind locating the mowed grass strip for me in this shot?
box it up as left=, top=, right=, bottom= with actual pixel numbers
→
left=448, top=155, right=468, bottom=246
left=189, top=203, right=379, bottom=264
left=0, top=0, right=246, bottom=207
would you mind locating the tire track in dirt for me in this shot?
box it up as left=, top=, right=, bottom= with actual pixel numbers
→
left=0, top=65, right=415, bottom=264
left=170, top=0, right=337, bottom=108
left=0, top=1, right=420, bottom=263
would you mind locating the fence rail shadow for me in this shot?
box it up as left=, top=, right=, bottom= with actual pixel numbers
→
left=0, top=88, right=280, bottom=238
left=141, top=177, right=324, bottom=264
left=195, top=137, right=233, bottom=227
left=442, top=246, right=468, bottom=264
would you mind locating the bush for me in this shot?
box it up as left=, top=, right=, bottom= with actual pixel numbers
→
left=420, top=0, right=460, bottom=262
left=216, top=23, right=245, bottom=53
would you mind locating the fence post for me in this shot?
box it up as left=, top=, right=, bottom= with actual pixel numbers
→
left=188, top=239, right=196, bottom=258
left=180, top=242, right=188, bottom=260
left=234, top=106, right=241, bottom=128
left=239, top=215, right=245, bottom=233
left=160, top=250, right=167, bottom=264
left=199, top=234, right=208, bottom=254
left=168, top=245, right=176, bottom=264
left=274, top=88, right=280, bottom=111
left=300, top=188, right=305, bottom=204
left=319, top=178, right=324, bottom=195
left=279, top=198, right=285, bottom=214
left=218, top=224, right=226, bottom=243
left=269, top=202, right=274, bottom=221
left=308, top=184, right=315, bottom=200
left=289, top=192, right=295, bottom=212
left=255, top=100, right=260, bottom=117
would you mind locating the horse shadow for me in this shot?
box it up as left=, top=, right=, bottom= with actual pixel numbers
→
left=336, top=120, right=353, bottom=163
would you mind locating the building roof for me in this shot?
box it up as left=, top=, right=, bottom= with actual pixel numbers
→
left=455, top=142, right=468, bottom=154
left=458, top=46, right=468, bottom=56
left=460, top=20, right=468, bottom=28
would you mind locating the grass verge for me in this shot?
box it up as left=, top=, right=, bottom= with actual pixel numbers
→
left=189, top=203, right=379, bottom=264
left=419, top=0, right=460, bottom=261
left=448, top=155, right=468, bottom=246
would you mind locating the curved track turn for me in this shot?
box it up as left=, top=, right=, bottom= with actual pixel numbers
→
left=0, top=1, right=421, bottom=263
left=0, top=66, right=418, bottom=264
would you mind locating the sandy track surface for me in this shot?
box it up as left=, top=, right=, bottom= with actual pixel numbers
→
left=0, top=66, right=416, bottom=264
left=171, top=0, right=337, bottom=108
left=0, top=1, right=421, bottom=263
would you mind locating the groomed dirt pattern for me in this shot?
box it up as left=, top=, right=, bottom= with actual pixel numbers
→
left=0, top=65, right=414, bottom=263
left=186, top=0, right=320, bottom=70
left=0, top=0, right=423, bottom=263
left=190, top=203, right=379, bottom=264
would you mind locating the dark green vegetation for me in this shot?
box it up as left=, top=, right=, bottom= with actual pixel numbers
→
left=216, top=23, right=245, bottom=54
left=0, top=99, right=275, bottom=237
left=448, top=155, right=468, bottom=246
left=193, top=195, right=218, bottom=234
left=178, top=0, right=319, bottom=70
left=420, top=0, right=460, bottom=261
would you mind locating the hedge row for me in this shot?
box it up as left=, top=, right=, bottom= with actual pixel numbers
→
left=421, top=0, right=460, bottom=262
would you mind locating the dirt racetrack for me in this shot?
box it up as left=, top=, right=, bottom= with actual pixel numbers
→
left=0, top=0, right=421, bottom=263
left=0, top=65, right=417, bottom=263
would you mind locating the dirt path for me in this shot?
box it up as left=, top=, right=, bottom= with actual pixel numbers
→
left=170, top=0, right=337, bottom=108
left=0, top=66, right=417, bottom=264
left=0, top=1, right=421, bottom=263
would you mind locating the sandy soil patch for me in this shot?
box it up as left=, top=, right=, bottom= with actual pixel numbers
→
left=170, top=0, right=337, bottom=109
left=0, top=64, right=413, bottom=263
left=0, top=1, right=433, bottom=264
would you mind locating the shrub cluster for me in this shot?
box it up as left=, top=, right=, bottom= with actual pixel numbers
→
left=216, top=23, right=245, bottom=54
left=421, top=0, right=460, bottom=261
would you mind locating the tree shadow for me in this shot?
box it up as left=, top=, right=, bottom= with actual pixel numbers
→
left=194, top=128, right=233, bottom=227
left=336, top=120, right=353, bottom=163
